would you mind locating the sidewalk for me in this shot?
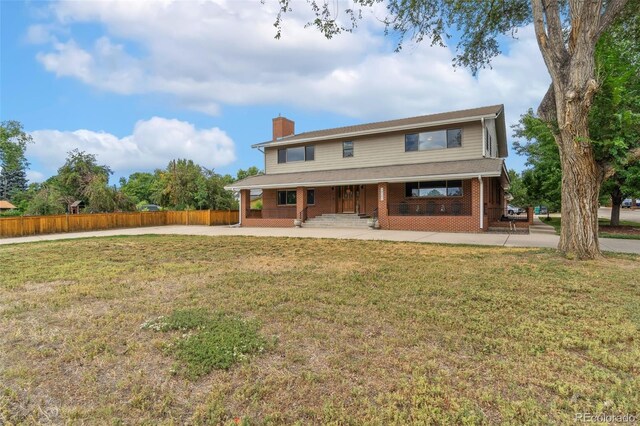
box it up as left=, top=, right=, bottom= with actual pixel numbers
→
left=1, top=219, right=638, bottom=254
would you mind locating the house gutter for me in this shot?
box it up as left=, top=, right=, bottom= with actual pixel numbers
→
left=251, top=113, right=500, bottom=149
left=224, top=171, right=503, bottom=191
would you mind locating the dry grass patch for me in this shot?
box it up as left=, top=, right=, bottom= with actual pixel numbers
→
left=0, top=235, right=639, bottom=424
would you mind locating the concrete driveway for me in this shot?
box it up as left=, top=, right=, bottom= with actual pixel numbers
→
left=1, top=219, right=638, bottom=254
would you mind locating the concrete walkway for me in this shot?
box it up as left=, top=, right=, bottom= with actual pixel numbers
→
left=1, top=217, right=638, bottom=254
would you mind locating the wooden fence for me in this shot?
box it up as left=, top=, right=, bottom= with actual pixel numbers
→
left=0, top=210, right=239, bottom=239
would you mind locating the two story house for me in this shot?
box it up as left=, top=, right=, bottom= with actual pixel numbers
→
left=226, top=104, right=513, bottom=232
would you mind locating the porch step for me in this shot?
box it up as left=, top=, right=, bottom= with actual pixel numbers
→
left=303, top=213, right=372, bottom=229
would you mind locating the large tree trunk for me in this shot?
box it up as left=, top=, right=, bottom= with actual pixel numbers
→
left=556, top=123, right=602, bottom=259
left=533, top=0, right=604, bottom=259
left=610, top=185, right=623, bottom=226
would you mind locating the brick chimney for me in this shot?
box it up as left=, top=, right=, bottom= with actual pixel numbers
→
left=272, top=116, right=295, bottom=141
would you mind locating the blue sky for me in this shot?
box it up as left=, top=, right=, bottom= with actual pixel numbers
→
left=1, top=0, right=550, bottom=185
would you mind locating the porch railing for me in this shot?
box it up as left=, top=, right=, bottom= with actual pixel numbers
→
left=299, top=206, right=308, bottom=221
left=247, top=208, right=296, bottom=219
left=388, top=201, right=471, bottom=216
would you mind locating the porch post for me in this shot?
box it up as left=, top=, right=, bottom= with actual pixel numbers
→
left=296, top=186, right=307, bottom=221
left=377, top=182, right=389, bottom=229
left=240, top=189, right=250, bottom=225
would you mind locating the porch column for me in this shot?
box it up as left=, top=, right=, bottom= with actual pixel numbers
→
left=296, top=186, right=307, bottom=221
left=377, top=182, right=389, bottom=229
left=471, top=178, right=483, bottom=231
left=240, top=189, right=250, bottom=226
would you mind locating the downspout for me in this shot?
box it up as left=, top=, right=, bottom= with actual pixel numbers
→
left=478, top=176, right=484, bottom=230
left=481, top=117, right=486, bottom=158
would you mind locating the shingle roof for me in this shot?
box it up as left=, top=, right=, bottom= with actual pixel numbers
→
left=0, top=200, right=16, bottom=209
left=254, top=104, right=504, bottom=147
left=226, top=158, right=505, bottom=190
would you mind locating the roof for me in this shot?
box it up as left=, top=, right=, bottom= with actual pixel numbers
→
left=225, top=158, right=505, bottom=190
left=253, top=104, right=505, bottom=150
left=70, top=200, right=84, bottom=207
left=0, top=200, right=16, bottom=209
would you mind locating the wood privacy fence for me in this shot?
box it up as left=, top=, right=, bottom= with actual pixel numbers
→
left=0, top=210, right=239, bottom=238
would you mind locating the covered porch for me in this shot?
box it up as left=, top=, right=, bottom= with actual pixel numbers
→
left=228, top=159, right=511, bottom=232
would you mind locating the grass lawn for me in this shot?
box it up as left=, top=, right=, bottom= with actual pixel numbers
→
left=1, top=236, right=639, bottom=424
left=542, top=216, right=640, bottom=240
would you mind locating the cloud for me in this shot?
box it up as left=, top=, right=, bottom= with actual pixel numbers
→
left=26, top=170, right=46, bottom=184
left=32, top=0, right=550, bottom=122
left=28, top=117, right=236, bottom=179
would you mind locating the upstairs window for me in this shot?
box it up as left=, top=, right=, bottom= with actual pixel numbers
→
left=405, top=180, right=463, bottom=197
left=405, top=129, right=462, bottom=152
left=277, top=145, right=315, bottom=163
left=343, top=141, right=354, bottom=158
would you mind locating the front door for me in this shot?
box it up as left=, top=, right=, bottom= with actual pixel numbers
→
left=341, top=185, right=356, bottom=213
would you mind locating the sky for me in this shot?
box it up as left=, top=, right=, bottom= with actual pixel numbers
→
left=1, top=0, right=551, bottom=185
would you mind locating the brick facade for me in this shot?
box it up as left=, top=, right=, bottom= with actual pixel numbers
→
left=241, top=177, right=506, bottom=233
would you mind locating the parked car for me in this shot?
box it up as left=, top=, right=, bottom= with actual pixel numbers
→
left=507, top=205, right=523, bottom=215
left=138, top=204, right=161, bottom=212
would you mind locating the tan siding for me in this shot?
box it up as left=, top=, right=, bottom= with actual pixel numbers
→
left=265, top=121, right=483, bottom=174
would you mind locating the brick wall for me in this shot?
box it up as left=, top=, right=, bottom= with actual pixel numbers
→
left=383, top=179, right=483, bottom=232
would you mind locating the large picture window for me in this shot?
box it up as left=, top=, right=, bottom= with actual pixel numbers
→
left=405, top=129, right=462, bottom=152
left=277, top=190, right=297, bottom=205
left=405, top=180, right=463, bottom=197
left=277, top=145, right=315, bottom=163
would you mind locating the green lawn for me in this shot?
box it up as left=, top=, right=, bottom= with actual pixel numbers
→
left=1, top=236, right=639, bottom=424
left=542, top=216, right=640, bottom=240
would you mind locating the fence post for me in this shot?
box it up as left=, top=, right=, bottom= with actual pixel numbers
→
left=186, top=210, right=190, bottom=226
left=208, top=209, right=212, bottom=226
left=66, top=214, right=70, bottom=233
left=20, top=216, right=24, bottom=237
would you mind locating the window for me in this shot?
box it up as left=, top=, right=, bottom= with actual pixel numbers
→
left=405, top=129, right=463, bottom=152
left=307, top=189, right=315, bottom=205
left=305, top=145, right=315, bottom=161
left=277, top=190, right=297, bottom=205
left=343, top=141, right=354, bottom=157
left=447, top=129, right=462, bottom=148
left=287, top=147, right=305, bottom=162
left=405, top=180, right=463, bottom=197
left=277, top=145, right=315, bottom=163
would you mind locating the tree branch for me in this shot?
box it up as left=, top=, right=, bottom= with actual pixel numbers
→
left=531, top=0, right=560, bottom=79
left=595, top=0, right=629, bottom=41
left=542, top=0, right=569, bottom=61
left=537, top=84, right=557, bottom=122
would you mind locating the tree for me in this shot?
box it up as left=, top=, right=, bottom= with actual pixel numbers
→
left=25, top=185, right=66, bottom=216
left=235, top=166, right=262, bottom=181
left=514, top=5, right=640, bottom=227
left=119, top=172, right=162, bottom=204
left=513, top=111, right=563, bottom=211
left=273, top=0, right=634, bottom=258
left=589, top=9, right=640, bottom=225
left=507, top=169, right=530, bottom=208
left=56, top=149, right=112, bottom=200
left=0, top=121, right=32, bottom=201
